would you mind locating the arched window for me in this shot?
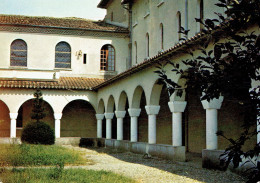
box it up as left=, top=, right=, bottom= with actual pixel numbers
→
left=160, top=23, right=164, bottom=50
left=177, top=11, right=182, bottom=41
left=55, top=41, right=71, bottom=69
left=134, top=41, right=138, bottom=64
left=100, top=44, right=115, bottom=71
left=10, top=39, right=27, bottom=67
left=146, top=33, right=149, bottom=58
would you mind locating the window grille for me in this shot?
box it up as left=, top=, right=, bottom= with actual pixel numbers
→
left=100, top=45, right=115, bottom=71
left=55, top=41, right=71, bottom=69
left=10, top=39, right=27, bottom=67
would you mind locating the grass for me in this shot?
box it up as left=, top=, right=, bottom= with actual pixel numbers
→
left=0, top=168, right=136, bottom=183
left=0, top=144, right=89, bottom=166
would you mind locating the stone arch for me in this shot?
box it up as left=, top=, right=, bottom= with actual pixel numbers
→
left=106, top=95, right=115, bottom=113
left=97, top=99, right=105, bottom=114
left=0, top=100, right=10, bottom=137
left=117, top=91, right=128, bottom=111
left=149, top=80, right=163, bottom=106
left=61, top=99, right=96, bottom=137
left=131, top=85, right=147, bottom=109
left=16, top=98, right=54, bottom=137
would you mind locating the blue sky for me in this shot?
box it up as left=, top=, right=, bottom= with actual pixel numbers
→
left=0, top=0, right=106, bottom=20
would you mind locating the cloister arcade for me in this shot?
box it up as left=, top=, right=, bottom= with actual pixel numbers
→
left=0, top=66, right=256, bottom=155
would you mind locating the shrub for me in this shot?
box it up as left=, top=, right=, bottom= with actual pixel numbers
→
left=21, top=121, right=55, bottom=145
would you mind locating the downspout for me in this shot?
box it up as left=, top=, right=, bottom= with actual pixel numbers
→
left=185, top=0, right=188, bottom=38
left=128, top=2, right=133, bottom=69
left=122, top=1, right=133, bottom=69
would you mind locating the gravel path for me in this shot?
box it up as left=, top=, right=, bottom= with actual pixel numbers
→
left=64, top=145, right=246, bottom=183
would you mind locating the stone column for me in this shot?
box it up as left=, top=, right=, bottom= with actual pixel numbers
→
left=145, top=105, right=160, bottom=144
left=96, top=114, right=104, bottom=138
left=168, top=101, right=187, bottom=146
left=115, top=111, right=126, bottom=140
left=9, top=113, right=18, bottom=138
left=128, top=108, right=141, bottom=142
left=104, top=113, right=114, bottom=139
left=201, top=97, right=224, bottom=150
left=54, top=113, right=62, bottom=138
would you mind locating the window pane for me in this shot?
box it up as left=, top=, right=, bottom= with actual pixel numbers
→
left=55, top=42, right=71, bottom=68
left=10, top=39, right=27, bottom=67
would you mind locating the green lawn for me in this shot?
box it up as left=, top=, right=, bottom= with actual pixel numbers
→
left=0, top=144, right=89, bottom=166
left=0, top=168, right=136, bottom=183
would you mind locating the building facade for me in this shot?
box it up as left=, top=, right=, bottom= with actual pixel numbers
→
left=0, top=0, right=258, bottom=164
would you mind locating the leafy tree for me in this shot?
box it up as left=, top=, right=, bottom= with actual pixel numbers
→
left=21, top=89, right=55, bottom=145
left=31, top=89, right=46, bottom=122
left=156, top=0, right=259, bottom=182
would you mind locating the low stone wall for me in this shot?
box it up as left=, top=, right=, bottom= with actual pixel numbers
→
left=105, top=139, right=186, bottom=162
left=202, top=149, right=257, bottom=174
left=0, top=138, right=21, bottom=144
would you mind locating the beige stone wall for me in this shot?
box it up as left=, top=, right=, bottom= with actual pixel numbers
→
left=131, top=0, right=224, bottom=64
left=104, top=0, right=128, bottom=27
left=61, top=100, right=96, bottom=137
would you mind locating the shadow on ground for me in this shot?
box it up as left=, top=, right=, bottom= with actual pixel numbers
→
left=80, top=146, right=245, bottom=183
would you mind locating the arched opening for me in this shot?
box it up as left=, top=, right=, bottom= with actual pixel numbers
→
left=160, top=23, right=164, bottom=50
left=97, top=99, right=106, bottom=138
left=155, top=84, right=172, bottom=145
left=132, top=86, right=148, bottom=142
left=185, top=88, right=206, bottom=153
left=16, top=99, right=54, bottom=137
left=0, top=101, right=10, bottom=137
left=61, top=100, right=96, bottom=137
left=176, top=11, right=182, bottom=41
left=118, top=91, right=130, bottom=141
left=146, top=33, right=149, bottom=58
left=107, top=95, right=117, bottom=139
left=134, top=41, right=138, bottom=64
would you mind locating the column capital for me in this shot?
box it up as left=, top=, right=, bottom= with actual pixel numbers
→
left=104, top=112, right=114, bottom=119
left=128, top=108, right=141, bottom=117
left=9, top=113, right=18, bottom=120
left=115, top=111, right=126, bottom=118
left=54, top=113, right=63, bottom=120
left=145, top=105, right=160, bottom=115
left=96, top=114, right=104, bottom=120
left=168, top=101, right=187, bottom=113
left=201, top=96, right=224, bottom=110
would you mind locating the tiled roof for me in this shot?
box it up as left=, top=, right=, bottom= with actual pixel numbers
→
left=0, top=15, right=128, bottom=32
left=93, top=32, right=208, bottom=89
left=0, top=77, right=105, bottom=90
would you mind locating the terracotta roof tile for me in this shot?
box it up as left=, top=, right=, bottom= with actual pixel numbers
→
left=0, top=14, right=128, bottom=32
left=0, top=77, right=105, bottom=90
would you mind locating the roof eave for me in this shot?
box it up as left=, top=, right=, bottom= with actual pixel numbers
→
left=97, top=0, right=111, bottom=9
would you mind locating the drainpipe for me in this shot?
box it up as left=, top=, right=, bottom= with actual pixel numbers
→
left=129, top=3, right=133, bottom=69
left=122, top=1, right=133, bottom=69
left=185, top=0, right=188, bottom=38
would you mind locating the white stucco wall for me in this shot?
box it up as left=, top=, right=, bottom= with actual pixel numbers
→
left=0, top=30, right=129, bottom=79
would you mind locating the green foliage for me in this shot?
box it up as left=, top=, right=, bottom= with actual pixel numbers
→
left=21, top=121, right=55, bottom=145
left=21, top=89, right=55, bottom=145
left=156, top=0, right=259, bottom=182
left=1, top=168, right=136, bottom=183
left=0, top=144, right=88, bottom=167
left=31, top=89, right=46, bottom=123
